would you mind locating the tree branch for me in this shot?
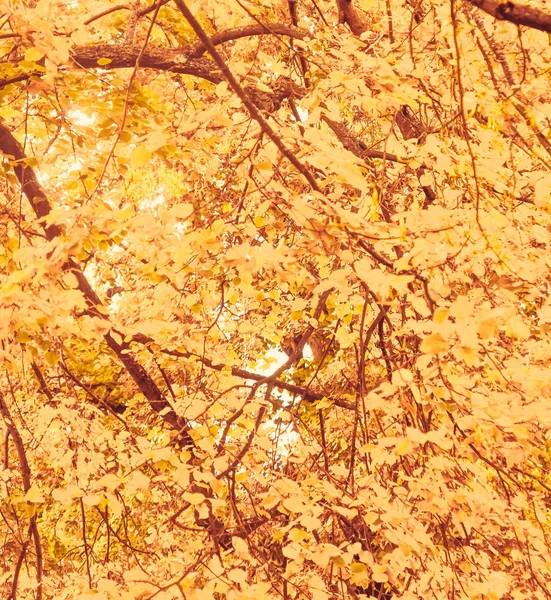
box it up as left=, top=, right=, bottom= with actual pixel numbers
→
left=70, top=44, right=223, bottom=83
left=466, top=0, right=551, bottom=33
left=185, top=23, right=307, bottom=58
left=129, top=333, right=356, bottom=411
left=0, top=391, right=43, bottom=600
left=323, top=115, right=406, bottom=164
left=335, top=0, right=369, bottom=35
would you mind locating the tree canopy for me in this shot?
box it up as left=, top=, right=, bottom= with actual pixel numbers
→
left=2, top=0, right=551, bottom=598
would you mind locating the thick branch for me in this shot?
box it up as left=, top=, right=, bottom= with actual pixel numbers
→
left=186, top=23, right=307, bottom=58
left=71, top=44, right=223, bottom=83
left=1, top=23, right=307, bottom=92
left=335, top=0, right=369, bottom=35
left=466, top=0, right=551, bottom=33
left=323, top=115, right=405, bottom=164
left=0, top=126, right=61, bottom=240
left=2, top=41, right=303, bottom=111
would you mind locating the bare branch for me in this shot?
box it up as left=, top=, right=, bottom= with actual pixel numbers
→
left=186, top=23, right=308, bottom=58
left=335, top=0, right=369, bottom=35
left=466, top=0, right=551, bottom=33
left=70, top=44, right=223, bottom=83
left=129, top=333, right=357, bottom=411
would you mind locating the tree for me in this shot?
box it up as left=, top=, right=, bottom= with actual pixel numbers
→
left=1, top=0, right=551, bottom=598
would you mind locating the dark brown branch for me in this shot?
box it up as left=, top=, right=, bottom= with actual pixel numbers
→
left=335, top=0, right=369, bottom=35
left=30, top=362, right=54, bottom=401
left=70, top=44, right=223, bottom=83
left=0, top=391, right=43, bottom=600
left=0, top=48, right=222, bottom=91
left=323, top=115, right=406, bottom=164
left=0, top=125, right=61, bottom=240
left=466, top=0, right=551, bottom=33
left=1, top=42, right=302, bottom=111
left=186, top=23, right=308, bottom=58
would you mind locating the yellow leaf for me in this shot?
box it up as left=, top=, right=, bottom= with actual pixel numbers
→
left=350, top=562, right=369, bottom=587
left=282, top=544, right=299, bottom=559
left=420, top=333, right=449, bottom=354
left=97, top=473, right=123, bottom=490
left=227, top=568, right=247, bottom=584
left=215, top=81, right=229, bottom=96
left=70, top=28, right=87, bottom=45
left=450, top=295, right=472, bottom=320
left=336, top=162, right=368, bottom=191
left=391, top=368, right=413, bottom=386
left=127, top=471, right=150, bottom=493
left=212, top=112, right=233, bottom=126
left=232, top=536, right=249, bottom=554
left=510, top=424, right=529, bottom=440
left=82, top=494, right=101, bottom=506
left=130, top=146, right=152, bottom=168
left=63, top=272, right=79, bottom=289
left=170, top=203, right=194, bottom=219
left=45, top=351, right=60, bottom=365
left=300, top=514, right=322, bottom=530
left=116, top=206, right=134, bottom=220
left=253, top=215, right=267, bottom=227
left=458, top=345, right=477, bottom=367
left=372, top=564, right=389, bottom=583
left=395, top=438, right=413, bottom=456
left=433, top=308, right=449, bottom=324
left=505, top=316, right=530, bottom=340
left=534, top=174, right=551, bottom=208
left=261, top=495, right=280, bottom=509
left=289, top=527, right=309, bottom=542
left=15, top=331, right=30, bottom=343
left=183, top=492, right=205, bottom=505
left=24, top=485, right=45, bottom=503
left=25, top=47, right=44, bottom=62
left=478, top=317, right=498, bottom=339
left=52, top=485, right=84, bottom=505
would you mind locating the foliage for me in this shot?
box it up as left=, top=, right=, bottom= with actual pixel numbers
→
left=1, top=0, right=551, bottom=598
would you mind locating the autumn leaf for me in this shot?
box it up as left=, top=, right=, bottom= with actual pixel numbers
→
left=420, top=333, right=449, bottom=354
left=130, top=146, right=152, bottom=168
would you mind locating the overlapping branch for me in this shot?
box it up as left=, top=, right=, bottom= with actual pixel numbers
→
left=0, top=391, right=43, bottom=600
